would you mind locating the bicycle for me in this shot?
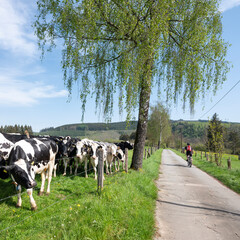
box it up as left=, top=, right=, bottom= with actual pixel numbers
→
left=187, top=155, right=192, bottom=167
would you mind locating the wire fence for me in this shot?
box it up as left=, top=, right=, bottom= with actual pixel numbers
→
left=0, top=147, right=145, bottom=234
left=0, top=166, right=95, bottom=233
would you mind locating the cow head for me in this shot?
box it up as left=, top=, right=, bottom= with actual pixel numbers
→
left=2, top=160, right=37, bottom=189
left=55, top=137, right=68, bottom=157
left=116, top=149, right=125, bottom=162
left=66, top=139, right=77, bottom=157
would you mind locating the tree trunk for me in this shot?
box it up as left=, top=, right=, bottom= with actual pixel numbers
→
left=130, top=60, right=152, bottom=170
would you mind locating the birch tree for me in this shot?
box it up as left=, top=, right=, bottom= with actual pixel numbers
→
left=147, top=102, right=171, bottom=148
left=34, top=0, right=229, bottom=170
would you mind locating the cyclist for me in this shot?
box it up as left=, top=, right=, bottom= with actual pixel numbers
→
left=185, top=143, right=193, bottom=162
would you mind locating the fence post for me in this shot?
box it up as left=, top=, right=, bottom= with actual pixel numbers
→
left=206, top=154, right=209, bottom=161
left=227, top=158, right=231, bottom=170
left=125, top=148, right=128, bottom=173
left=151, top=147, right=153, bottom=155
left=215, top=154, right=218, bottom=165
left=148, top=148, right=151, bottom=158
left=97, top=149, right=104, bottom=193
left=145, top=149, right=147, bottom=159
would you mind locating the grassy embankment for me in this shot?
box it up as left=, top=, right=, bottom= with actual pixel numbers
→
left=172, top=149, right=240, bottom=194
left=0, top=149, right=162, bottom=240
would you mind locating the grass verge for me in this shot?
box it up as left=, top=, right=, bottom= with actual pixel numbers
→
left=172, top=149, right=240, bottom=194
left=0, top=149, right=162, bottom=240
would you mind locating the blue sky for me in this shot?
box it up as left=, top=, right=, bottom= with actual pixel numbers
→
left=0, top=0, right=240, bottom=132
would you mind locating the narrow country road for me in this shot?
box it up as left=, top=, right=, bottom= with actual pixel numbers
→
left=154, top=149, right=240, bottom=240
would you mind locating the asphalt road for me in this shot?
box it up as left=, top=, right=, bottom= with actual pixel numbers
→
left=154, top=149, right=240, bottom=240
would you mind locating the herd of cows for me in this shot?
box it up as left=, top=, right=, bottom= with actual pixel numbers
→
left=0, top=132, right=133, bottom=210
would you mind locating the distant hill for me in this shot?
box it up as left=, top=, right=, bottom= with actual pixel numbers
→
left=37, top=119, right=240, bottom=144
left=171, top=119, right=240, bottom=147
left=38, top=121, right=138, bottom=141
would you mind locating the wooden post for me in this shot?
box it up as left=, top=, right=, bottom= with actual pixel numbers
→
left=206, top=154, right=209, bottom=161
left=205, top=152, right=206, bottom=157
left=125, top=148, right=128, bottom=173
left=227, top=158, right=231, bottom=170
left=151, top=147, right=153, bottom=155
left=145, top=149, right=147, bottom=159
left=215, top=154, right=218, bottom=165
left=148, top=148, right=151, bottom=158
left=97, top=149, right=104, bottom=193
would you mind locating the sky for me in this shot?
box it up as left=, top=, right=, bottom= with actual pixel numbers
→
left=0, top=0, right=240, bottom=132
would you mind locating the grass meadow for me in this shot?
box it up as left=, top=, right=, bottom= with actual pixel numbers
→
left=0, top=149, right=162, bottom=240
left=173, top=149, right=240, bottom=194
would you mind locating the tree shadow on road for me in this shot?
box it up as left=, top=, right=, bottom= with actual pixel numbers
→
left=162, top=163, right=188, bottom=168
left=157, top=200, right=240, bottom=218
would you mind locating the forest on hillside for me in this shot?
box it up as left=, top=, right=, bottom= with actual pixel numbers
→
left=171, top=120, right=240, bottom=154
left=2, top=120, right=240, bottom=154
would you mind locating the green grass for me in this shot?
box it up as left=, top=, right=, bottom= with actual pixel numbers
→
left=0, top=149, right=162, bottom=240
left=172, top=149, right=240, bottom=194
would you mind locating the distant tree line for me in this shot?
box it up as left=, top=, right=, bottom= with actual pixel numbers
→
left=171, top=115, right=240, bottom=155
left=40, top=121, right=138, bottom=133
left=0, top=125, right=33, bottom=135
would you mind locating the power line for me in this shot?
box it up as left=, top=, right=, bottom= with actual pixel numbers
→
left=199, top=80, right=240, bottom=119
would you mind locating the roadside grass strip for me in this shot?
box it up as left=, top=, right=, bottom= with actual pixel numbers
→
left=172, top=149, right=240, bottom=194
left=0, top=149, right=162, bottom=240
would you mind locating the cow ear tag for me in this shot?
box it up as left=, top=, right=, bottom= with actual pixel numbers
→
left=31, top=161, right=34, bottom=165
left=3, top=170, right=7, bottom=173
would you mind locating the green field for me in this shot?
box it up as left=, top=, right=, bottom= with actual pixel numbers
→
left=0, top=149, right=162, bottom=240
left=173, top=149, right=240, bottom=194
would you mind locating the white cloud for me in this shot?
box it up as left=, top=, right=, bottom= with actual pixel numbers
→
left=219, top=0, right=240, bottom=12
left=0, top=0, right=37, bottom=57
left=0, top=75, right=68, bottom=107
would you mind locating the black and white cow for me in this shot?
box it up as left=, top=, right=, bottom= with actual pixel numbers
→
left=0, top=133, right=28, bottom=179
left=104, top=143, right=117, bottom=175
left=76, top=139, right=104, bottom=179
left=114, top=148, right=125, bottom=171
left=113, top=141, right=133, bottom=171
left=62, top=137, right=78, bottom=176
left=116, top=141, right=133, bottom=153
left=0, top=138, right=58, bottom=210
left=50, top=136, right=69, bottom=177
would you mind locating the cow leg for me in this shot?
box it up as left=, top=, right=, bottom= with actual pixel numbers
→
left=84, top=157, right=88, bottom=178
left=74, top=158, right=79, bottom=175
left=27, top=188, right=37, bottom=210
left=92, top=158, right=98, bottom=180
left=39, top=171, right=46, bottom=196
left=109, top=161, right=112, bottom=174
left=106, top=160, right=109, bottom=175
left=93, top=165, right=97, bottom=180
left=46, top=163, right=54, bottom=195
left=16, top=185, right=22, bottom=208
left=63, top=158, right=68, bottom=176
left=117, top=160, right=120, bottom=171
left=70, top=158, right=74, bottom=175
left=53, top=163, right=57, bottom=177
